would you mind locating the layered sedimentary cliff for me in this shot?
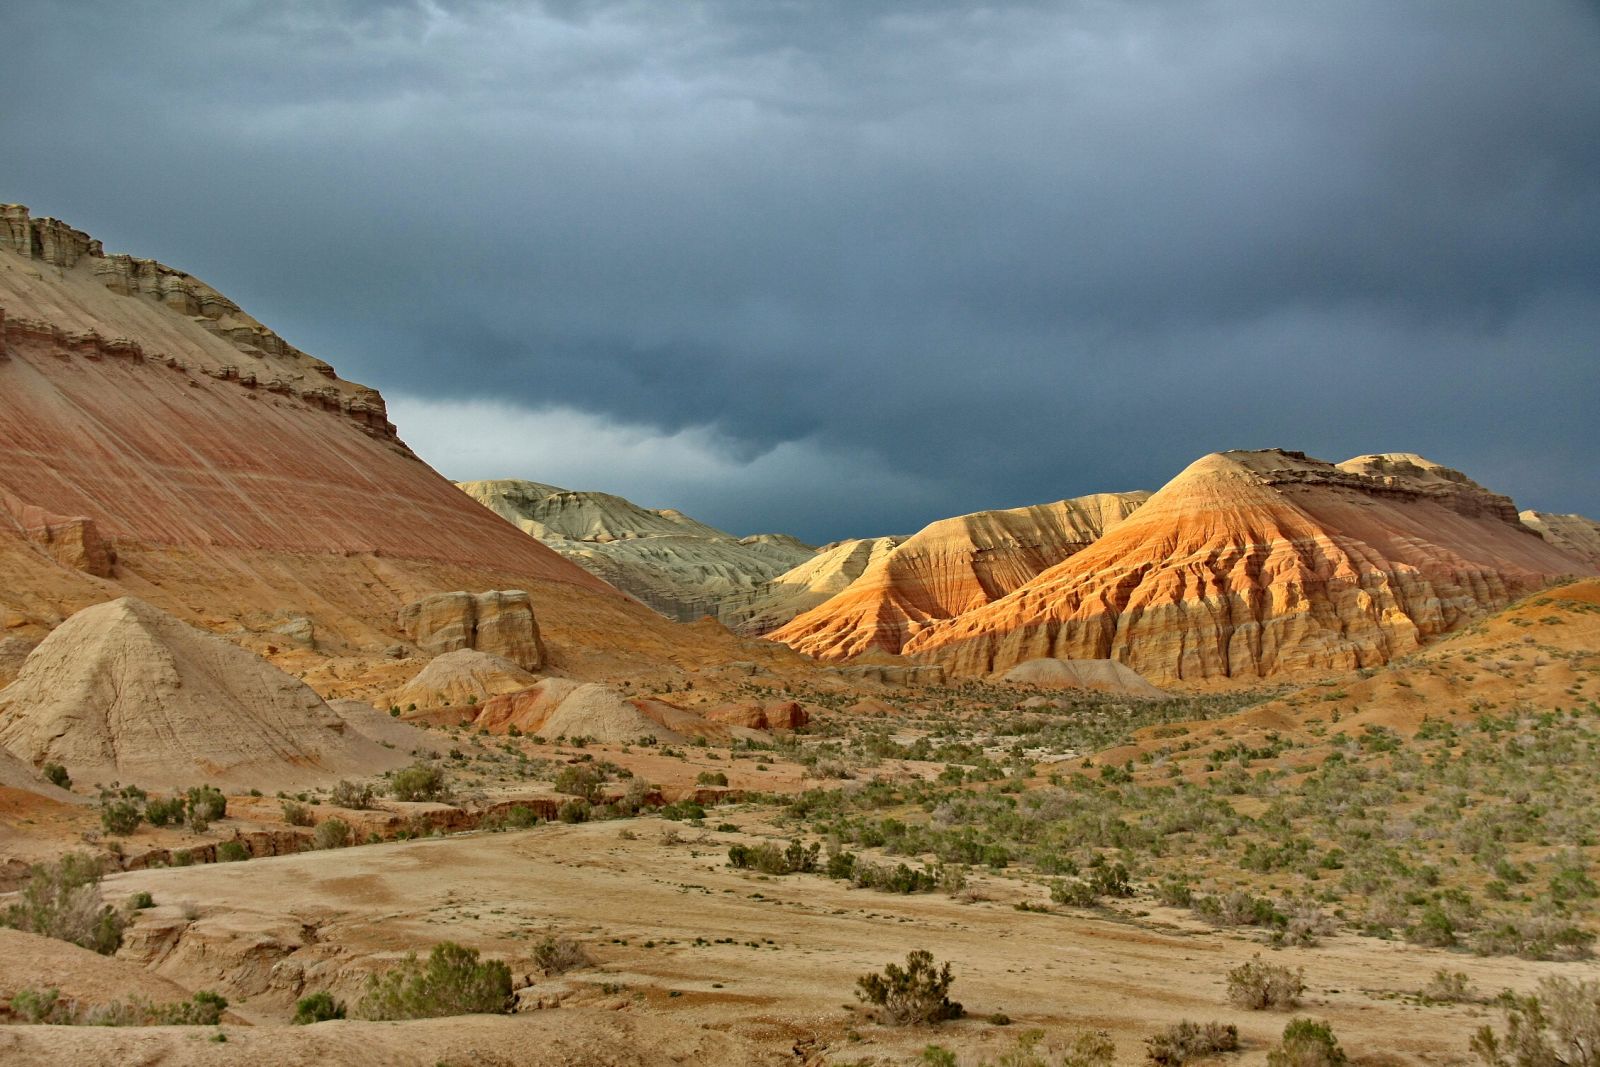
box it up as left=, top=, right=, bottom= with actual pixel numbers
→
left=767, top=492, right=1148, bottom=659
left=457, top=479, right=815, bottom=623
left=0, top=205, right=782, bottom=679
left=900, top=450, right=1595, bottom=683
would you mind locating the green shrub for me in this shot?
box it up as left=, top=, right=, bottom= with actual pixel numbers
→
left=390, top=762, right=448, bottom=802
left=10, top=987, right=71, bottom=1024
left=1146, top=1020, right=1241, bottom=1064
left=696, top=770, right=729, bottom=787
left=727, top=839, right=820, bottom=875
left=144, top=796, right=185, bottom=827
left=532, top=934, right=591, bottom=975
left=1, top=853, right=124, bottom=954
left=100, top=798, right=142, bottom=836
left=131, top=891, right=154, bottom=910
left=314, top=818, right=352, bottom=850
left=553, top=764, right=605, bottom=803
left=1471, top=978, right=1600, bottom=1066
left=855, top=949, right=963, bottom=1026
left=149, top=990, right=228, bottom=1025
left=557, top=799, right=590, bottom=823
left=1227, top=955, right=1305, bottom=1010
left=185, top=786, right=227, bottom=830
left=292, top=991, right=346, bottom=1024
left=281, top=800, right=314, bottom=826
left=1268, top=1018, right=1346, bottom=1067
left=330, top=780, right=376, bottom=809
left=42, top=763, right=70, bottom=790
left=216, top=841, right=250, bottom=863
left=9, top=988, right=226, bottom=1026
left=357, top=941, right=513, bottom=1019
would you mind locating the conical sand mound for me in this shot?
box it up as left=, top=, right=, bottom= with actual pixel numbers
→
left=0, top=597, right=407, bottom=791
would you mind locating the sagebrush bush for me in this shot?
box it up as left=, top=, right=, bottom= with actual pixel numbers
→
left=314, top=817, right=352, bottom=850
left=330, top=780, right=375, bottom=809
left=1, top=853, right=125, bottom=954
left=1471, top=977, right=1600, bottom=1067
left=553, top=764, right=605, bottom=802
left=1227, top=954, right=1305, bottom=1010
left=1268, top=1018, right=1346, bottom=1067
left=1146, top=1020, right=1241, bottom=1065
left=358, top=941, right=512, bottom=1019
left=42, top=763, right=70, bottom=790
left=532, top=934, right=592, bottom=975
left=856, top=949, right=963, bottom=1025
left=390, top=762, right=448, bottom=802
left=216, top=841, right=249, bottom=863
left=9, top=987, right=227, bottom=1026
left=185, top=786, right=227, bottom=831
left=144, top=796, right=185, bottom=827
left=728, top=839, right=819, bottom=875
left=281, top=800, right=314, bottom=826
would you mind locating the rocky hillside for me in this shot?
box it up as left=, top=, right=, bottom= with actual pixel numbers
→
left=458, top=479, right=815, bottom=623
left=719, top=536, right=906, bottom=635
left=1521, top=510, right=1600, bottom=566
left=767, top=492, right=1149, bottom=659
left=899, top=450, right=1595, bottom=683
left=0, top=205, right=790, bottom=682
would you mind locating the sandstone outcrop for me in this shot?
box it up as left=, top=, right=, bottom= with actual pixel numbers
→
left=397, top=590, right=546, bottom=670
left=389, top=648, right=540, bottom=710
left=720, top=536, right=904, bottom=635
left=768, top=492, right=1148, bottom=660
left=901, top=449, right=1596, bottom=684
left=1521, top=510, right=1600, bottom=566
left=0, top=597, right=408, bottom=791
left=703, top=699, right=810, bottom=730
left=998, top=658, right=1170, bottom=699
left=458, top=479, right=815, bottom=623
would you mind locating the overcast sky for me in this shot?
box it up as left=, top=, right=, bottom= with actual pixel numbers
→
left=5, top=1, right=1597, bottom=541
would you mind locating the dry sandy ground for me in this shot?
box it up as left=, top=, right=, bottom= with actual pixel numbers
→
left=4, top=816, right=1589, bottom=1065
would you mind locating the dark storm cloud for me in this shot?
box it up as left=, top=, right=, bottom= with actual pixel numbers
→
left=3, top=0, right=1598, bottom=540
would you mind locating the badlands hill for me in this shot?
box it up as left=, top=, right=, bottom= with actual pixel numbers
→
left=1522, top=510, right=1600, bottom=566
left=719, top=535, right=905, bottom=635
left=0, top=206, right=788, bottom=680
left=899, top=450, right=1595, bottom=684
left=0, top=598, right=405, bottom=791
left=458, top=479, right=815, bottom=623
left=768, top=492, right=1148, bottom=660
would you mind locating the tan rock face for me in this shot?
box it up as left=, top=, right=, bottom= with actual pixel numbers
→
left=0, top=597, right=408, bottom=791
left=397, top=591, right=546, bottom=670
left=768, top=492, right=1148, bottom=659
left=1521, top=510, right=1600, bottom=566
left=1, top=492, right=115, bottom=577
left=901, top=449, right=1597, bottom=684
left=458, top=479, right=816, bottom=624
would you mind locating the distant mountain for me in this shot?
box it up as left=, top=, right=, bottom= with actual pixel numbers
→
left=458, top=479, right=816, bottom=623
left=898, top=450, right=1596, bottom=683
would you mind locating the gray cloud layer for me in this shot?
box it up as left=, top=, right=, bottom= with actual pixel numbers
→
left=5, top=1, right=1598, bottom=540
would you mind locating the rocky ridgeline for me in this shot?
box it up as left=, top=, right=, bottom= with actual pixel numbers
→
left=0, top=205, right=397, bottom=442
